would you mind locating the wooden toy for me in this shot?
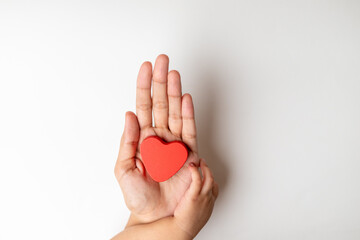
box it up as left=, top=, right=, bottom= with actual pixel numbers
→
left=140, top=136, right=188, bottom=182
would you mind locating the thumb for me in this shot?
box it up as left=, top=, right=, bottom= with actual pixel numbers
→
left=115, top=111, right=140, bottom=179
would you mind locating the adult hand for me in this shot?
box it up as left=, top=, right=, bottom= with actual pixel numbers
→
left=114, top=54, right=199, bottom=223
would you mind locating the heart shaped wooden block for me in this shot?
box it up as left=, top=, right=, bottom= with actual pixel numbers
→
left=140, top=136, right=188, bottom=182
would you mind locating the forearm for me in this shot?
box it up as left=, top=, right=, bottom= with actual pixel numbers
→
left=112, top=216, right=192, bottom=240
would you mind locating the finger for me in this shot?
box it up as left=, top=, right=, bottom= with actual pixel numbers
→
left=114, top=112, right=140, bottom=180
left=136, top=61, right=153, bottom=129
left=152, top=54, right=169, bottom=128
left=187, top=162, right=202, bottom=198
left=181, top=94, right=198, bottom=153
left=167, top=70, right=182, bottom=137
left=212, top=182, right=219, bottom=199
left=200, top=159, right=214, bottom=195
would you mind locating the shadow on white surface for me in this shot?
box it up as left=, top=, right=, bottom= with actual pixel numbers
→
left=195, top=67, right=231, bottom=196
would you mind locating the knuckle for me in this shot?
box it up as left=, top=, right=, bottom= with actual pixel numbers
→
left=153, top=100, right=168, bottom=110
left=169, top=113, right=182, bottom=121
left=153, top=75, right=166, bottom=84
left=171, top=132, right=182, bottom=139
left=125, top=140, right=138, bottom=147
left=182, top=116, right=195, bottom=121
left=141, top=123, right=153, bottom=129
left=114, top=161, right=132, bottom=182
left=182, top=133, right=197, bottom=139
left=136, top=103, right=152, bottom=111
left=114, top=165, right=123, bottom=180
left=190, top=195, right=199, bottom=201
left=201, top=194, right=211, bottom=202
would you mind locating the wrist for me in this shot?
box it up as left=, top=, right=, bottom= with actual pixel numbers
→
left=125, top=213, right=148, bottom=228
left=125, top=212, right=165, bottom=228
left=125, top=214, right=193, bottom=240
left=125, top=209, right=166, bottom=228
left=172, top=217, right=195, bottom=240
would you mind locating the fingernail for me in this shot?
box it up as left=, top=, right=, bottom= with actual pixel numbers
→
left=190, top=162, right=195, bottom=167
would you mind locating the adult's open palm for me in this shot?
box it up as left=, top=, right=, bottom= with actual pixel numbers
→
left=114, top=55, right=199, bottom=222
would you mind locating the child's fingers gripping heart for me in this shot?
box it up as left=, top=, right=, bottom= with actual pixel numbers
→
left=188, top=162, right=202, bottom=198
left=189, top=159, right=219, bottom=200
left=199, top=159, right=217, bottom=199
left=174, top=159, right=218, bottom=238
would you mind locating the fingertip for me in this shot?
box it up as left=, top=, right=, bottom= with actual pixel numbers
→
left=182, top=93, right=193, bottom=104
left=156, top=54, right=169, bottom=62
left=141, top=61, right=152, bottom=69
left=124, top=111, right=140, bottom=136
left=138, top=61, right=152, bottom=78
left=154, top=55, right=169, bottom=75
left=125, top=111, right=137, bottom=125
left=124, top=111, right=130, bottom=129
left=137, top=62, right=152, bottom=88
left=168, top=70, right=182, bottom=94
left=168, top=69, right=180, bottom=78
left=125, top=111, right=135, bottom=118
left=182, top=93, right=194, bottom=118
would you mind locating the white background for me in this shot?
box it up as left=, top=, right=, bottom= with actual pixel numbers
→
left=1, top=0, right=360, bottom=239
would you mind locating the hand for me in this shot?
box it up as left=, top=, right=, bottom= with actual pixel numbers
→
left=111, top=159, right=218, bottom=240
left=114, top=54, right=200, bottom=223
left=173, top=159, right=219, bottom=238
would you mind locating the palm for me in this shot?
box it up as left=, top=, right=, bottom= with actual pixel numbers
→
left=115, top=55, right=199, bottom=222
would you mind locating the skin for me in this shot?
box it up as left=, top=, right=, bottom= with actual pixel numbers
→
left=173, top=159, right=219, bottom=237
left=114, top=54, right=201, bottom=223
left=112, top=159, right=219, bottom=240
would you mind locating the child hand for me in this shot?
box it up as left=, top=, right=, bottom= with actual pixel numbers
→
left=173, top=158, right=219, bottom=238
left=111, top=160, right=218, bottom=240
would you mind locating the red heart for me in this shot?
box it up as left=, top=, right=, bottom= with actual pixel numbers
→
left=140, top=136, right=188, bottom=182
